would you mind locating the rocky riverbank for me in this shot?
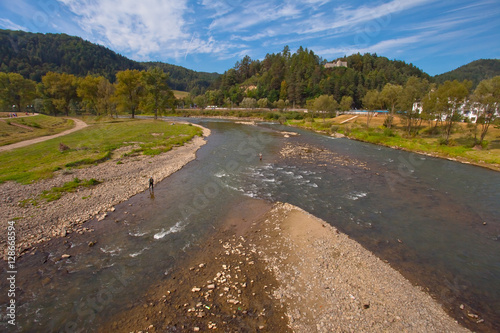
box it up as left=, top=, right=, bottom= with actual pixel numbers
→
left=101, top=200, right=468, bottom=332
left=0, top=124, right=210, bottom=260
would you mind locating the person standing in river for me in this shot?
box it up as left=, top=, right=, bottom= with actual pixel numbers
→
left=149, top=176, right=154, bottom=191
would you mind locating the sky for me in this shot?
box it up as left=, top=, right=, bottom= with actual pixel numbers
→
left=1, top=0, right=499, bottom=76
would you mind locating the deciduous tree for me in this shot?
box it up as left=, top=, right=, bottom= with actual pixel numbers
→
left=380, top=83, right=403, bottom=128
left=41, top=72, right=77, bottom=116
left=142, top=67, right=174, bottom=119
left=472, top=76, right=500, bottom=144
left=362, top=90, right=382, bottom=127
left=115, top=70, right=144, bottom=118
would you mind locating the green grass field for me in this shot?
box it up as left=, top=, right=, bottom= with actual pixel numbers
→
left=0, top=115, right=74, bottom=146
left=0, top=117, right=202, bottom=184
left=173, top=90, right=189, bottom=99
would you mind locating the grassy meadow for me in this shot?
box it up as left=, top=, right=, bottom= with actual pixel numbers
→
left=0, top=114, right=74, bottom=146
left=0, top=116, right=202, bottom=184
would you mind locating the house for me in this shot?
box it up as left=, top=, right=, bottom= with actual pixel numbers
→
left=325, top=59, right=348, bottom=68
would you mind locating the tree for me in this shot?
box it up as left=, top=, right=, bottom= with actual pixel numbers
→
left=362, top=89, right=382, bottom=127
left=313, top=95, right=339, bottom=120
left=77, top=75, right=102, bottom=114
left=142, top=67, right=174, bottom=119
left=193, top=95, right=207, bottom=109
left=115, top=70, right=144, bottom=118
left=472, top=76, right=500, bottom=144
left=437, top=80, right=471, bottom=143
left=279, top=80, right=288, bottom=101
left=240, top=97, right=257, bottom=109
left=41, top=72, right=78, bottom=116
left=97, top=78, right=116, bottom=116
left=340, top=95, right=353, bottom=112
left=398, top=77, right=430, bottom=135
left=0, top=73, right=37, bottom=112
left=257, top=98, right=270, bottom=109
left=380, top=83, right=403, bottom=128
left=275, top=99, right=288, bottom=111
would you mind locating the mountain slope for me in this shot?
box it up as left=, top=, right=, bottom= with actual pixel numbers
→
left=212, top=48, right=431, bottom=108
left=434, top=59, right=500, bottom=88
left=0, top=29, right=219, bottom=91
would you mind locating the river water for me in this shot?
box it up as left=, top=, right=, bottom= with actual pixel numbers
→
left=2, top=118, right=499, bottom=332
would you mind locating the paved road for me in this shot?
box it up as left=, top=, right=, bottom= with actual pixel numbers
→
left=0, top=118, right=88, bottom=152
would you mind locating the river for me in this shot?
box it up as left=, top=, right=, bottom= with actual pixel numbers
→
left=1, top=118, right=499, bottom=332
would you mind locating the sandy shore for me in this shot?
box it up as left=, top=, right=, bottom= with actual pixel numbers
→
left=0, top=123, right=210, bottom=259
left=101, top=200, right=468, bottom=332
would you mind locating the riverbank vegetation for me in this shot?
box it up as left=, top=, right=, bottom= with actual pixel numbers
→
left=0, top=117, right=202, bottom=184
left=289, top=114, right=500, bottom=170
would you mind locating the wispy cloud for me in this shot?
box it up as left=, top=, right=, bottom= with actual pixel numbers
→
left=0, top=18, right=28, bottom=31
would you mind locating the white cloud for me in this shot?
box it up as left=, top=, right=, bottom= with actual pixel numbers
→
left=0, top=18, right=28, bottom=31
left=301, top=0, right=433, bottom=34
left=57, top=0, right=195, bottom=58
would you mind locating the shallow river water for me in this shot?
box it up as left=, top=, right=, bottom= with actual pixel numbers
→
left=1, top=118, right=499, bottom=332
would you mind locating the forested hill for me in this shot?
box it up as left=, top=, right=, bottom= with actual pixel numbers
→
left=210, top=47, right=431, bottom=108
left=0, top=29, right=219, bottom=91
left=434, top=59, right=500, bottom=88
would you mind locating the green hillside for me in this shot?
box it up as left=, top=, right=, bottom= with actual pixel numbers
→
left=434, top=59, right=500, bottom=88
left=0, top=29, right=219, bottom=92
left=209, top=47, right=431, bottom=108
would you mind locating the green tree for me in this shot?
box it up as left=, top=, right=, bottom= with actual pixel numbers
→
left=437, top=80, right=471, bottom=143
left=77, top=75, right=102, bottom=114
left=142, top=67, right=174, bottom=119
left=380, top=83, right=403, bottom=128
left=41, top=72, right=78, bottom=116
left=313, top=95, right=339, bottom=120
left=398, top=77, right=430, bottom=135
left=472, top=76, right=500, bottom=144
left=240, top=97, right=257, bottom=109
left=362, top=89, right=382, bottom=127
left=0, top=73, right=37, bottom=112
left=96, top=78, right=116, bottom=116
left=279, top=80, right=288, bottom=101
left=193, top=95, right=207, bottom=109
left=115, top=69, right=144, bottom=118
left=340, top=95, right=353, bottom=112
left=257, top=98, right=270, bottom=109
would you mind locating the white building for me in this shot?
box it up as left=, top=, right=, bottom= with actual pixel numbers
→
left=412, top=101, right=499, bottom=123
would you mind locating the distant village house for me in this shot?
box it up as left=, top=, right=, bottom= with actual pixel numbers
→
left=325, top=59, right=348, bottom=68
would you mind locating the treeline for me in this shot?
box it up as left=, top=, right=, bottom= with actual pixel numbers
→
left=434, top=59, right=500, bottom=88
left=186, top=47, right=430, bottom=109
left=0, top=67, right=176, bottom=119
left=0, top=29, right=218, bottom=91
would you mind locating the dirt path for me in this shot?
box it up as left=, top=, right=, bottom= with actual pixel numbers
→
left=0, top=118, right=88, bottom=152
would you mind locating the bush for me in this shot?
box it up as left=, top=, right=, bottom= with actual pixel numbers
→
left=383, top=116, right=394, bottom=128
left=383, top=128, right=397, bottom=137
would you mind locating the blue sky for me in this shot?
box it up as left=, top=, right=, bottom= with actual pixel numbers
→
left=1, top=0, right=499, bottom=75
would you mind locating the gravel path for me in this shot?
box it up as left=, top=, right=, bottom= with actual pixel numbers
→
left=0, top=117, right=88, bottom=152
